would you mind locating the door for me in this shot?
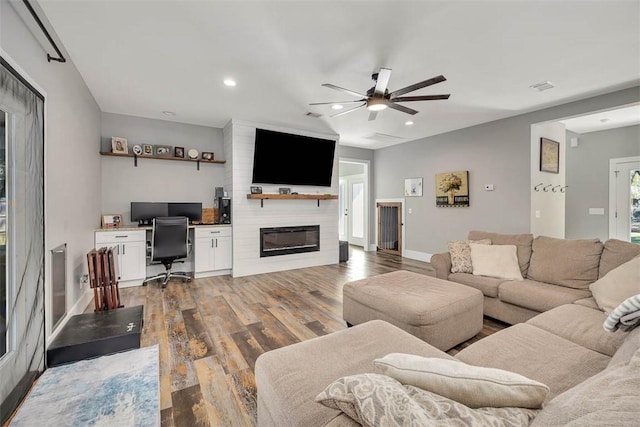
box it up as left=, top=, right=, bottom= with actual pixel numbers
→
left=377, top=202, right=403, bottom=255
left=119, top=241, right=146, bottom=281
left=213, top=236, right=232, bottom=270
left=338, top=178, right=347, bottom=242
left=340, top=175, right=365, bottom=247
left=610, top=157, right=640, bottom=243
left=194, top=238, right=214, bottom=272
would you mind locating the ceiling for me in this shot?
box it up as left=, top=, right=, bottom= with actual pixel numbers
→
left=35, top=1, right=640, bottom=149
left=560, top=104, right=640, bottom=134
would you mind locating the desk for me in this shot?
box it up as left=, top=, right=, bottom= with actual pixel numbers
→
left=95, top=224, right=232, bottom=287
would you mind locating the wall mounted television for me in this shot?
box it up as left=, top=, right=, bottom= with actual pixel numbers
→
left=251, top=128, right=336, bottom=187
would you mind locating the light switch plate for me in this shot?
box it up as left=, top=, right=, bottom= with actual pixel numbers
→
left=588, top=208, right=605, bottom=215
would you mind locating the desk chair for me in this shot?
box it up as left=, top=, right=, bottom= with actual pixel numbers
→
left=143, top=216, right=191, bottom=288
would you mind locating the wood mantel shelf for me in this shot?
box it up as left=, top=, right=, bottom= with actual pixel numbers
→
left=100, top=151, right=225, bottom=170
left=246, top=193, right=338, bottom=207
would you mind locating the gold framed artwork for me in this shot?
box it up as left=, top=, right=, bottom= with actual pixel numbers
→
left=540, top=138, right=559, bottom=173
left=436, top=171, right=469, bottom=207
left=404, top=177, right=423, bottom=197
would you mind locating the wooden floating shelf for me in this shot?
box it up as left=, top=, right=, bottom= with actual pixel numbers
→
left=100, top=151, right=225, bottom=169
left=246, top=193, right=338, bottom=207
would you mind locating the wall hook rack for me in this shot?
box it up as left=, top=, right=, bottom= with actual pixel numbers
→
left=560, top=186, right=568, bottom=193
left=543, top=184, right=553, bottom=192
left=534, top=183, right=544, bottom=192
left=552, top=185, right=562, bottom=192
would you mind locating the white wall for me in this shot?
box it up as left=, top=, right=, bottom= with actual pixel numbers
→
left=100, top=113, right=225, bottom=224
left=530, top=121, right=566, bottom=238
left=227, top=120, right=339, bottom=277
left=1, top=1, right=102, bottom=340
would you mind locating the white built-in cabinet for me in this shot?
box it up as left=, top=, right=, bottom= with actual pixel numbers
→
left=194, top=226, right=232, bottom=278
left=95, top=229, right=147, bottom=287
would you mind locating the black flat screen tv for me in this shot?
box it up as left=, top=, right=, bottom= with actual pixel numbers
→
left=251, top=128, right=336, bottom=187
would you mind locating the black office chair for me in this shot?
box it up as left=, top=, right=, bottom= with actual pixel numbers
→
left=143, top=216, right=191, bottom=288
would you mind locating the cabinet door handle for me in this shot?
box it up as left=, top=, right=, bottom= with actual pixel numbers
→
left=210, top=231, right=221, bottom=234
left=215, top=238, right=218, bottom=248
left=122, top=244, right=126, bottom=255
left=211, top=239, right=214, bottom=248
left=115, top=235, right=128, bottom=238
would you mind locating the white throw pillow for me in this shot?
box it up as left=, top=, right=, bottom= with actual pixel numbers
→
left=448, top=239, right=492, bottom=274
left=590, top=256, right=640, bottom=314
left=373, top=353, right=549, bottom=409
left=469, top=243, right=523, bottom=281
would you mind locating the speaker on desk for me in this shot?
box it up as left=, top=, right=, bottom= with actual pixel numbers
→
left=218, top=197, right=231, bottom=224
left=215, top=187, right=224, bottom=199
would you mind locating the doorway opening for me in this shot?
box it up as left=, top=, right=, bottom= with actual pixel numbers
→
left=338, top=159, right=370, bottom=250
left=376, top=202, right=402, bottom=255
left=609, top=156, right=640, bottom=244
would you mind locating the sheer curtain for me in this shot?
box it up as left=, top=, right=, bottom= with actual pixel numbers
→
left=0, top=58, right=45, bottom=423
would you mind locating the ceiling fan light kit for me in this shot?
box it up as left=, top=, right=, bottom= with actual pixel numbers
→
left=311, top=67, right=450, bottom=120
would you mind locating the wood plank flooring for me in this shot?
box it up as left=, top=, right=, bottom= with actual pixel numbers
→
left=112, top=246, right=506, bottom=426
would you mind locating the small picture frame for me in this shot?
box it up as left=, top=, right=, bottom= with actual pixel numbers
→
left=142, top=144, right=154, bottom=156
left=278, top=187, right=291, bottom=195
left=101, top=214, right=123, bottom=229
left=155, top=145, right=171, bottom=157
left=132, top=144, right=143, bottom=156
left=201, top=152, right=214, bottom=161
left=111, top=137, right=128, bottom=154
left=540, top=138, right=560, bottom=174
left=174, top=146, right=185, bottom=158
left=250, top=186, right=263, bottom=194
left=404, top=177, right=423, bottom=197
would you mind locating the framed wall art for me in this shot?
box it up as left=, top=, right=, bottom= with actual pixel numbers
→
left=155, top=145, right=171, bottom=157
left=111, top=137, right=128, bottom=154
left=404, top=177, right=423, bottom=197
left=101, top=214, right=123, bottom=229
left=436, top=170, right=469, bottom=207
left=174, top=146, right=184, bottom=158
left=540, top=138, right=559, bottom=173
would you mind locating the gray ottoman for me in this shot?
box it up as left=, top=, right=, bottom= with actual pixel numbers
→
left=343, top=270, right=484, bottom=351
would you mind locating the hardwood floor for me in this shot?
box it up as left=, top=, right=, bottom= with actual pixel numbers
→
left=114, top=246, right=505, bottom=426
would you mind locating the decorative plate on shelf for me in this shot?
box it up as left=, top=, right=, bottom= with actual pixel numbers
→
left=188, top=149, right=199, bottom=159
left=132, top=144, right=143, bottom=156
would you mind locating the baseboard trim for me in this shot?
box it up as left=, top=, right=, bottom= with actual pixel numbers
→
left=403, top=249, right=433, bottom=263
left=47, top=288, right=93, bottom=346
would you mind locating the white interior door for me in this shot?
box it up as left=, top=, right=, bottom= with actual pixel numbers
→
left=348, top=175, right=365, bottom=247
left=338, top=178, right=347, bottom=241
left=610, top=157, right=640, bottom=244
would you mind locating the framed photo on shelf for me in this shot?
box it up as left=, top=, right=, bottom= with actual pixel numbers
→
left=111, top=137, right=128, bottom=154
left=142, top=144, right=154, bottom=156
left=540, top=138, right=560, bottom=173
left=101, top=214, right=123, bottom=229
left=155, top=145, right=171, bottom=157
left=201, top=152, right=214, bottom=161
left=250, top=186, right=263, bottom=194
left=174, top=146, right=185, bottom=158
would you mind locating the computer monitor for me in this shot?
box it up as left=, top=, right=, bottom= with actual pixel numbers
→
left=130, top=202, right=168, bottom=225
left=168, top=202, right=202, bottom=223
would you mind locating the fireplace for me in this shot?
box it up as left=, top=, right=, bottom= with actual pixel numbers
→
left=260, top=225, right=320, bottom=257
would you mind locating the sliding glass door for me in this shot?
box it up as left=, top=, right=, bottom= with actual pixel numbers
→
left=0, top=59, right=45, bottom=423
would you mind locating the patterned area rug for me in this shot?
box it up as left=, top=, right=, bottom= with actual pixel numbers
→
left=10, top=345, right=159, bottom=426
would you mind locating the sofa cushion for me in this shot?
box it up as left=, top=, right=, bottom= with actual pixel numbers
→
left=527, top=236, right=603, bottom=289
left=448, top=273, right=504, bottom=298
left=373, top=353, right=549, bottom=409
left=316, top=373, right=539, bottom=427
left=448, top=239, right=491, bottom=274
left=526, top=304, right=627, bottom=357
left=599, top=238, right=640, bottom=278
left=255, top=320, right=453, bottom=427
left=608, top=325, right=640, bottom=368
left=468, top=231, right=533, bottom=276
left=573, top=296, right=600, bottom=310
left=589, top=256, right=640, bottom=314
left=530, top=348, right=640, bottom=426
left=455, top=324, right=610, bottom=400
left=498, top=279, right=591, bottom=313
left=469, top=243, right=523, bottom=281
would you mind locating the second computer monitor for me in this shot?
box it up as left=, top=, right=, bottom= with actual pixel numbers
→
left=168, top=202, right=202, bottom=223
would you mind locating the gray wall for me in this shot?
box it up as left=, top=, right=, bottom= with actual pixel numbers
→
left=101, top=113, right=225, bottom=224
left=1, top=1, right=102, bottom=337
left=374, top=86, right=640, bottom=256
left=566, top=125, right=640, bottom=241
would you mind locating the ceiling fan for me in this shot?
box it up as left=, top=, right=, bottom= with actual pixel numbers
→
left=310, top=68, right=450, bottom=121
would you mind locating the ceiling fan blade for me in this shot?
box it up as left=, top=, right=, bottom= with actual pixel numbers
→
left=390, top=94, right=450, bottom=102
left=330, top=103, right=366, bottom=118
left=309, top=99, right=366, bottom=106
left=373, top=68, right=392, bottom=95
left=368, top=111, right=378, bottom=121
left=387, top=102, right=419, bottom=115
left=322, top=83, right=366, bottom=98
left=389, top=75, right=446, bottom=98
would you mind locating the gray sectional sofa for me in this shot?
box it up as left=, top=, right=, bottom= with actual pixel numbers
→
left=255, top=233, right=640, bottom=426
left=431, top=231, right=640, bottom=324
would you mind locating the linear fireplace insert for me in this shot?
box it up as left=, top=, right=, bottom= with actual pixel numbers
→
left=260, top=225, right=320, bottom=257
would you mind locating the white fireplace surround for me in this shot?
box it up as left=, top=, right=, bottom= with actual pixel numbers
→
left=224, top=120, right=339, bottom=277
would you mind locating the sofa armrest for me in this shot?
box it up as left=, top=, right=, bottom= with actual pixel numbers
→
left=431, top=252, right=452, bottom=280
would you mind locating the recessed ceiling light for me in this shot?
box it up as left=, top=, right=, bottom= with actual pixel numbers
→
left=405, top=121, right=414, bottom=126
left=331, top=104, right=344, bottom=110
left=223, top=79, right=237, bottom=87
left=529, top=81, right=555, bottom=92
left=162, top=111, right=176, bottom=116
left=600, top=118, right=610, bottom=123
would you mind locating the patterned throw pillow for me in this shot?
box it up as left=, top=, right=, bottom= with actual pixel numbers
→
left=448, top=239, right=491, bottom=273
left=315, top=373, right=539, bottom=427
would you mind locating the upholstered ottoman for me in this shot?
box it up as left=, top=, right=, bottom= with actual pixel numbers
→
left=343, top=270, right=483, bottom=350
